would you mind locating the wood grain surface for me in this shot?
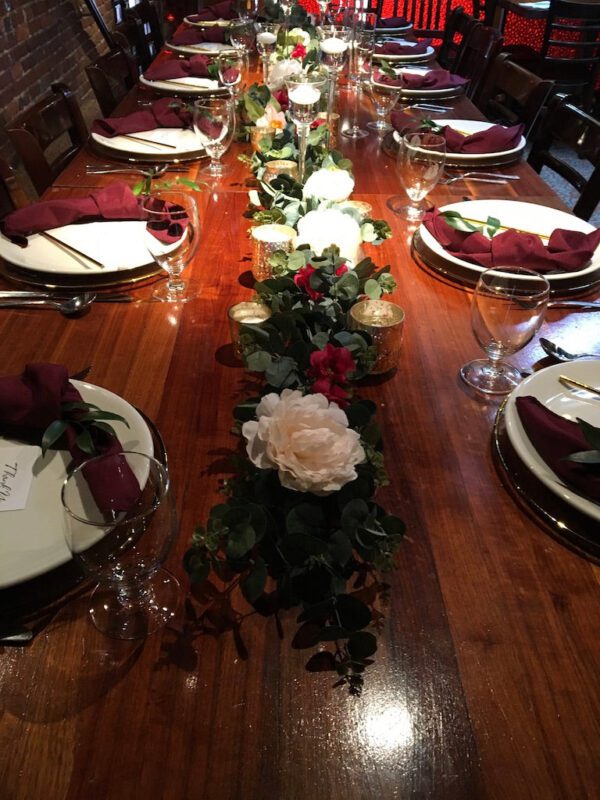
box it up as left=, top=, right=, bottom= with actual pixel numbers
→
left=0, top=66, right=599, bottom=800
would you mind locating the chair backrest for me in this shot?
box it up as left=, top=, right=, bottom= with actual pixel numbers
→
left=114, top=15, right=155, bottom=71
left=6, top=83, right=88, bottom=196
left=474, top=53, right=555, bottom=137
left=0, top=157, right=29, bottom=217
left=437, top=6, right=478, bottom=70
left=453, top=23, right=503, bottom=98
left=471, top=0, right=497, bottom=27
left=540, top=0, right=600, bottom=66
left=376, top=0, right=453, bottom=38
left=125, top=0, right=164, bottom=59
left=528, top=93, right=600, bottom=221
left=86, top=48, right=139, bottom=117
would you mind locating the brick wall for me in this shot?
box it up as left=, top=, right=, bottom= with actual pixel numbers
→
left=0, top=0, right=115, bottom=172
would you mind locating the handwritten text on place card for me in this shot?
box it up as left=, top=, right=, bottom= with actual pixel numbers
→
left=0, top=446, right=41, bottom=512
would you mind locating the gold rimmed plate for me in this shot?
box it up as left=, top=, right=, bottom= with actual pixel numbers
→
left=89, top=127, right=207, bottom=164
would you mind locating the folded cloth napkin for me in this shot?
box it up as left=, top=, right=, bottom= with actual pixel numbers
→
left=91, top=98, right=192, bottom=138
left=144, top=54, right=213, bottom=82
left=441, top=122, right=524, bottom=154
left=375, top=39, right=431, bottom=56
left=0, top=364, right=140, bottom=514
left=377, top=16, right=410, bottom=27
left=422, top=208, right=600, bottom=273
left=402, top=68, right=468, bottom=90
left=372, top=70, right=404, bottom=87
left=0, top=183, right=188, bottom=247
left=515, top=396, right=600, bottom=503
left=170, top=24, right=227, bottom=45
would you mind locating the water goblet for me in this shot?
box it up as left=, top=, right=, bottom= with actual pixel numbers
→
left=366, top=73, right=401, bottom=134
left=317, top=24, right=351, bottom=124
left=229, top=16, right=256, bottom=68
left=286, top=72, right=328, bottom=182
left=343, top=26, right=375, bottom=140
left=143, top=190, right=199, bottom=303
left=395, top=129, right=446, bottom=221
left=217, top=51, right=245, bottom=98
left=193, top=96, right=235, bottom=178
left=61, top=452, right=179, bottom=640
left=255, top=22, right=280, bottom=85
left=461, top=267, right=550, bottom=394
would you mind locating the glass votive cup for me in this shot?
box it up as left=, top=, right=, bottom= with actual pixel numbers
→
left=348, top=299, right=405, bottom=375
left=316, top=111, right=340, bottom=148
left=250, top=223, right=296, bottom=281
left=250, top=126, right=273, bottom=152
left=263, top=159, right=300, bottom=184
left=228, top=301, right=272, bottom=360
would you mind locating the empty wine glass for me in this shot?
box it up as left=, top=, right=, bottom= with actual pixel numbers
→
left=229, top=16, right=255, bottom=67
left=193, top=96, right=235, bottom=178
left=395, top=129, right=446, bottom=221
left=461, top=267, right=550, bottom=394
left=255, top=22, right=280, bottom=84
left=343, top=25, right=375, bottom=139
left=217, top=51, right=244, bottom=98
left=366, top=74, right=401, bottom=134
left=61, top=452, right=179, bottom=640
left=143, top=190, right=199, bottom=303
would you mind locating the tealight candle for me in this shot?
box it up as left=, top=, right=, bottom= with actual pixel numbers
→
left=263, top=159, right=299, bottom=184
left=257, top=31, right=277, bottom=45
left=348, top=299, right=405, bottom=375
left=288, top=84, right=321, bottom=105
left=320, top=37, right=348, bottom=55
left=228, top=301, right=272, bottom=359
left=250, top=223, right=297, bottom=281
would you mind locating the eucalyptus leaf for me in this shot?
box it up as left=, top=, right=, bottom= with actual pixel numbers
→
left=364, top=278, right=382, bottom=301
left=347, top=631, right=377, bottom=659
left=241, top=559, right=268, bottom=603
left=246, top=350, right=273, bottom=372
left=41, top=419, right=68, bottom=456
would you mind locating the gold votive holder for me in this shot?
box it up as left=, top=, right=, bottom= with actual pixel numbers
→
left=250, top=223, right=297, bottom=282
left=316, top=112, right=340, bottom=149
left=250, top=126, right=272, bottom=152
left=348, top=299, right=405, bottom=375
left=339, top=200, right=373, bottom=219
left=263, top=159, right=299, bottom=184
left=228, top=301, right=272, bottom=360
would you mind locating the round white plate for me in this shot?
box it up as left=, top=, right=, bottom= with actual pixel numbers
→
left=505, top=360, right=600, bottom=522
left=374, top=42, right=435, bottom=63
left=139, top=74, right=227, bottom=95
left=374, top=67, right=467, bottom=98
left=165, top=41, right=237, bottom=57
left=91, top=127, right=203, bottom=158
left=0, top=381, right=154, bottom=588
left=418, top=200, right=600, bottom=287
left=375, top=23, right=413, bottom=34
left=393, top=119, right=526, bottom=162
left=183, top=15, right=230, bottom=27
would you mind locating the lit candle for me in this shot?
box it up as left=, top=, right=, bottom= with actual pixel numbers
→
left=250, top=224, right=297, bottom=282
left=288, top=84, right=321, bottom=105
left=228, top=302, right=272, bottom=360
left=257, top=31, right=277, bottom=45
left=348, top=299, right=405, bottom=375
left=320, top=37, right=348, bottom=55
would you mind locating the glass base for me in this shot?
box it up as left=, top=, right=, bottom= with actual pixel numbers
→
left=390, top=201, right=425, bottom=222
left=460, top=358, right=522, bottom=395
left=366, top=120, right=392, bottom=133
left=342, top=126, right=369, bottom=139
left=201, top=161, right=230, bottom=177
left=88, top=570, right=180, bottom=640
left=153, top=280, right=194, bottom=303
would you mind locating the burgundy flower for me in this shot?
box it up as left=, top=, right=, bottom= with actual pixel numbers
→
left=293, top=264, right=322, bottom=301
left=291, top=43, right=307, bottom=60
left=308, top=344, right=356, bottom=407
left=272, top=88, right=289, bottom=112
left=310, top=118, right=328, bottom=130
left=335, top=262, right=348, bottom=277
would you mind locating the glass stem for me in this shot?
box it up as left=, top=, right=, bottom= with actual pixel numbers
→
left=262, top=56, right=268, bottom=85
left=328, top=70, right=337, bottom=129
left=351, top=78, right=359, bottom=130
left=297, top=122, right=308, bottom=183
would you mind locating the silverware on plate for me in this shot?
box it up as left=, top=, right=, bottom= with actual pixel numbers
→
left=548, top=300, right=600, bottom=309
left=539, top=338, right=600, bottom=362
left=440, top=171, right=521, bottom=185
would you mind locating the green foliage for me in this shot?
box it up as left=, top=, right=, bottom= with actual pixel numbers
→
left=565, top=418, right=600, bottom=464
left=41, top=401, right=128, bottom=456
left=442, top=209, right=501, bottom=238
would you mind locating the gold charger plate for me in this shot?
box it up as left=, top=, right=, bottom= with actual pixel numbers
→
left=0, top=259, right=162, bottom=290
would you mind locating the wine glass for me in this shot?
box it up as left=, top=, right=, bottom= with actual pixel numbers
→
left=229, top=16, right=255, bottom=68
left=343, top=25, right=375, bottom=140
left=286, top=72, right=328, bottom=182
left=61, top=452, right=179, bottom=640
left=365, top=74, right=401, bottom=134
left=217, top=51, right=244, bottom=98
left=143, top=190, right=199, bottom=303
left=461, top=267, right=550, bottom=395
left=395, top=129, right=446, bottom=221
left=255, top=22, right=280, bottom=85
left=193, top=96, right=235, bottom=178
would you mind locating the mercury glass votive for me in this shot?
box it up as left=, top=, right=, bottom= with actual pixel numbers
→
left=228, top=301, right=272, bottom=359
left=250, top=223, right=297, bottom=281
left=250, top=126, right=273, bottom=152
left=316, top=112, right=340, bottom=148
left=263, top=159, right=300, bottom=184
left=349, top=299, right=405, bottom=375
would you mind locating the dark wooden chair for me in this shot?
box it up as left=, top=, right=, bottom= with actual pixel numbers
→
left=0, top=157, right=29, bottom=217
left=113, top=16, right=154, bottom=72
left=453, top=23, right=503, bottom=99
left=505, top=0, right=600, bottom=110
left=473, top=53, right=555, bottom=138
left=6, top=83, right=88, bottom=196
left=86, top=48, right=139, bottom=117
left=375, top=0, right=453, bottom=38
left=437, top=7, right=479, bottom=70
left=528, top=93, right=600, bottom=220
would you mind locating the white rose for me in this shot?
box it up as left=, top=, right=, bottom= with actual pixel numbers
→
left=288, top=27, right=311, bottom=47
left=296, top=208, right=362, bottom=263
left=242, top=389, right=365, bottom=496
left=303, top=168, right=355, bottom=202
left=267, top=58, right=302, bottom=91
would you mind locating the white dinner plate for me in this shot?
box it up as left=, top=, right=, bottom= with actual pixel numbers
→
left=91, top=127, right=203, bottom=159
left=183, top=15, right=231, bottom=27
left=165, top=41, right=237, bottom=57
left=374, top=66, right=468, bottom=98
left=393, top=119, right=526, bottom=162
left=418, top=200, right=600, bottom=287
left=374, top=40, right=435, bottom=63
left=139, top=73, right=227, bottom=95
left=0, top=381, right=154, bottom=588
left=505, top=361, right=600, bottom=522
left=375, top=23, right=413, bottom=34
left=0, top=219, right=179, bottom=276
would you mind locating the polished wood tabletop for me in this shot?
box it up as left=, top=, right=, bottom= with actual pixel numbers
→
left=0, top=60, right=599, bottom=800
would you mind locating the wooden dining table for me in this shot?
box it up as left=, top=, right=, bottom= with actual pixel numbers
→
left=0, top=48, right=599, bottom=800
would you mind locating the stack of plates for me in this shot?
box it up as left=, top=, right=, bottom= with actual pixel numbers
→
left=90, top=127, right=205, bottom=163
left=165, top=40, right=237, bottom=57
left=373, top=39, right=435, bottom=64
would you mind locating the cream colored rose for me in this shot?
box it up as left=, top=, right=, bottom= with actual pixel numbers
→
left=242, top=389, right=365, bottom=495
left=267, top=58, right=302, bottom=90
left=303, top=168, right=355, bottom=202
left=296, top=208, right=362, bottom=263
left=288, top=27, right=312, bottom=47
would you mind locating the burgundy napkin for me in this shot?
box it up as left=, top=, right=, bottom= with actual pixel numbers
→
left=170, top=24, right=226, bottom=45
left=375, top=39, right=431, bottom=56
left=377, top=16, right=410, bottom=27
left=515, top=396, right=600, bottom=503
left=91, top=98, right=192, bottom=138
left=402, top=69, right=468, bottom=90
left=391, top=109, right=418, bottom=132
left=0, top=364, right=140, bottom=514
left=422, top=208, right=600, bottom=273
left=0, top=183, right=188, bottom=247
left=441, top=123, right=524, bottom=154
left=186, top=1, right=235, bottom=21
left=373, top=70, right=404, bottom=87
left=144, top=54, right=213, bottom=82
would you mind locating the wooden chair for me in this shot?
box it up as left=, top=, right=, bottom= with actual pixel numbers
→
left=6, top=83, right=88, bottom=196
left=0, top=157, right=29, bottom=217
left=86, top=48, right=139, bottom=117
left=505, top=0, right=600, bottom=110
left=437, top=7, right=479, bottom=70
left=473, top=53, right=555, bottom=138
left=125, top=0, right=164, bottom=59
left=528, top=94, right=600, bottom=220
left=113, top=16, right=154, bottom=72
left=453, top=23, right=503, bottom=99
left=375, top=0, right=453, bottom=38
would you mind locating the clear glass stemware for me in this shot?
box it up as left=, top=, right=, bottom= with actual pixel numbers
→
left=317, top=24, right=351, bottom=126
left=343, top=21, right=376, bottom=140
left=255, top=22, right=280, bottom=85
left=366, top=74, right=401, bottom=134
left=286, top=72, right=327, bottom=182
left=395, top=129, right=446, bottom=221
left=193, top=96, right=235, bottom=178
left=217, top=51, right=245, bottom=99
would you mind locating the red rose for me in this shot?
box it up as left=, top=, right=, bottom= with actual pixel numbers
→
left=310, top=118, right=328, bottom=130
left=308, top=344, right=356, bottom=407
left=291, top=43, right=307, bottom=60
left=335, top=262, right=348, bottom=277
left=272, top=88, right=289, bottom=112
left=293, top=264, right=323, bottom=301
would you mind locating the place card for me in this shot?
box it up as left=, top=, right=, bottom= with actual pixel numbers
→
left=0, top=445, right=41, bottom=512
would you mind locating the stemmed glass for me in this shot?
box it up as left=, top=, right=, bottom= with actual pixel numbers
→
left=365, top=73, right=401, bottom=134
left=143, top=190, right=199, bottom=303
left=193, top=96, right=235, bottom=178
left=217, top=51, right=245, bottom=98
left=255, top=22, right=280, bottom=85
left=286, top=72, right=328, bottom=182
left=317, top=24, right=351, bottom=127
left=461, top=267, right=550, bottom=394
left=61, top=452, right=179, bottom=640
left=229, top=17, right=256, bottom=69
left=343, top=24, right=375, bottom=139
left=395, top=130, right=446, bottom=221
